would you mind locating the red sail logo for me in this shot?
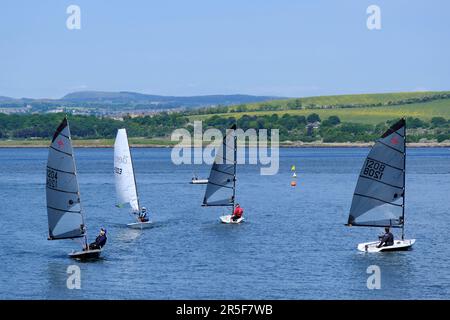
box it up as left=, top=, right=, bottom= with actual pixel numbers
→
left=390, top=136, right=399, bottom=145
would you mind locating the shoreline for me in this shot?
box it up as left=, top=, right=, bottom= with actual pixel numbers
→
left=1, top=142, right=450, bottom=148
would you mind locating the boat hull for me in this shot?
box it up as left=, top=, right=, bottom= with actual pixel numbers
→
left=357, top=239, right=416, bottom=252
left=220, top=215, right=244, bottom=224
left=69, top=249, right=102, bottom=260
left=190, top=179, right=208, bottom=184
left=127, top=221, right=153, bottom=229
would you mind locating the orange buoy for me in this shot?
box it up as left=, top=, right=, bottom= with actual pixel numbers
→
left=290, top=181, right=297, bottom=187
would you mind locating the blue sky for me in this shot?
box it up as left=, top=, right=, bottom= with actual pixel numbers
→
left=1, top=0, right=449, bottom=98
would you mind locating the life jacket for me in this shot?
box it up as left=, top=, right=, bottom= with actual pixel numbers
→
left=96, top=234, right=107, bottom=248
left=233, top=207, right=243, bottom=218
left=386, top=232, right=394, bottom=246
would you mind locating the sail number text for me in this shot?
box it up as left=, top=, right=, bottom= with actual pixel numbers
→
left=362, top=159, right=385, bottom=180
left=114, top=167, right=122, bottom=175
left=47, top=169, right=58, bottom=188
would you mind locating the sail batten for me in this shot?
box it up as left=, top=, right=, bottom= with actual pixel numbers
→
left=353, top=194, right=403, bottom=207
left=47, top=206, right=82, bottom=213
left=49, top=146, right=73, bottom=156
left=46, top=166, right=76, bottom=175
left=347, top=119, right=406, bottom=228
left=377, top=141, right=403, bottom=153
left=114, top=129, right=140, bottom=212
left=358, top=175, right=403, bottom=189
left=46, top=187, right=79, bottom=194
left=211, top=167, right=235, bottom=176
left=207, top=181, right=234, bottom=188
left=46, top=117, right=86, bottom=240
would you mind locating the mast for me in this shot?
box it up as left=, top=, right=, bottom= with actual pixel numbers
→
left=401, top=118, right=406, bottom=240
left=231, top=133, right=237, bottom=214
left=128, top=135, right=141, bottom=214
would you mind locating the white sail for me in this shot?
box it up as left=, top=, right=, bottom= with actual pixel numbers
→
left=114, top=128, right=139, bottom=212
left=46, top=117, right=86, bottom=240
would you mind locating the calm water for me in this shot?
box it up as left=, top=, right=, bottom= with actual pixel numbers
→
left=1, top=147, right=450, bottom=299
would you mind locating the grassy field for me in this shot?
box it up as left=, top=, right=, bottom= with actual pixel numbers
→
left=192, top=97, right=450, bottom=125
left=228, top=91, right=450, bottom=111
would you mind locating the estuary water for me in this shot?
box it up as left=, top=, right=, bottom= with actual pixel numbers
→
left=0, top=147, right=449, bottom=299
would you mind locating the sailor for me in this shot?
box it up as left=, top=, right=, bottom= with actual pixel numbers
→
left=377, top=227, right=394, bottom=248
left=231, top=203, right=243, bottom=221
left=138, top=207, right=149, bottom=222
left=88, top=228, right=107, bottom=250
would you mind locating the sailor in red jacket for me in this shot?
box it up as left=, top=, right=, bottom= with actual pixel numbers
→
left=231, top=203, right=243, bottom=221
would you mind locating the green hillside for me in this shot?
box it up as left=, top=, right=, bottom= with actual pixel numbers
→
left=1, top=91, right=450, bottom=145
left=191, top=91, right=450, bottom=125
left=229, top=91, right=450, bottom=110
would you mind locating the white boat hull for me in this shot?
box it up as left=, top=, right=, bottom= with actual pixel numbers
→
left=357, top=239, right=416, bottom=252
left=190, top=179, right=208, bottom=184
left=69, top=249, right=102, bottom=260
left=127, top=221, right=153, bottom=229
left=220, top=214, right=244, bottom=224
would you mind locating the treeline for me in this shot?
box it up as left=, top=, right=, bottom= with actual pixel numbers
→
left=200, top=114, right=450, bottom=143
left=1, top=112, right=450, bottom=143
left=0, top=113, right=188, bottom=139
left=317, top=116, right=450, bottom=143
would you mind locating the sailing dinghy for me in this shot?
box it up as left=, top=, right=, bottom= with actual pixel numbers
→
left=190, top=173, right=208, bottom=185
left=346, top=119, right=415, bottom=252
left=202, top=125, right=243, bottom=224
left=114, top=128, right=152, bottom=229
left=46, top=117, right=101, bottom=260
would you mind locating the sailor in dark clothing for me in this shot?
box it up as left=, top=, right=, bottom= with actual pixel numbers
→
left=377, top=227, right=394, bottom=248
left=88, top=228, right=107, bottom=250
left=138, top=207, right=149, bottom=223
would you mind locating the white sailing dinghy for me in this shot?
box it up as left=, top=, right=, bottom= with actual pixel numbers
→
left=114, top=128, right=152, bottom=229
left=190, top=173, right=208, bottom=185
left=202, top=124, right=243, bottom=224
left=346, top=118, right=415, bottom=252
left=46, top=117, right=101, bottom=260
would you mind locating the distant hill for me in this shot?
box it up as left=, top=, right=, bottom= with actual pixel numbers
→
left=0, top=91, right=282, bottom=112
left=0, top=96, right=13, bottom=102
left=61, top=91, right=280, bottom=106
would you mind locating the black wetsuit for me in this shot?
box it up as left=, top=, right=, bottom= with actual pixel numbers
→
left=378, top=232, right=394, bottom=247
left=89, top=234, right=107, bottom=250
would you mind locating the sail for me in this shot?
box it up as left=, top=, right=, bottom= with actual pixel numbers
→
left=114, top=128, right=139, bottom=212
left=347, top=119, right=406, bottom=227
left=202, top=125, right=237, bottom=207
left=46, top=117, right=85, bottom=240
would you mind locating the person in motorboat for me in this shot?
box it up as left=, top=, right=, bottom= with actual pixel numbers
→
left=87, top=228, right=107, bottom=250
left=377, top=227, right=394, bottom=248
left=231, top=203, right=244, bottom=221
left=138, top=207, right=149, bottom=223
